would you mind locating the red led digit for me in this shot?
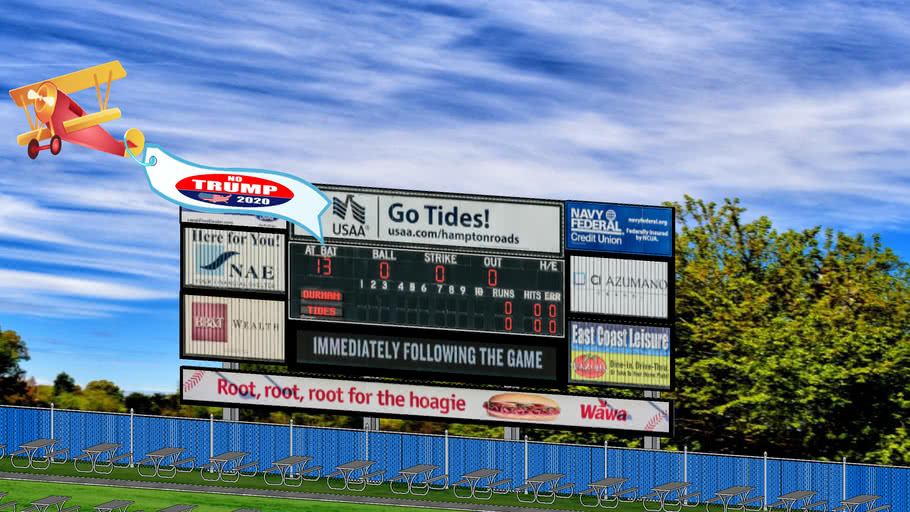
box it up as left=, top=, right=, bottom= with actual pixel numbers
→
left=488, top=269, right=497, bottom=286
left=534, top=319, right=541, bottom=332
left=435, top=265, right=445, bottom=283
left=504, top=317, right=512, bottom=331
left=549, top=304, right=557, bottom=317
left=504, top=301, right=512, bottom=315
left=379, top=261, right=390, bottom=280
left=534, top=303, right=541, bottom=316
left=549, top=320, right=557, bottom=334
left=316, top=257, right=332, bottom=276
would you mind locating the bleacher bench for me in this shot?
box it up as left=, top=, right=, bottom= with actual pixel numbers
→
left=614, top=487, right=638, bottom=501
left=867, top=506, right=891, bottom=512
left=804, top=500, right=827, bottom=511
left=299, top=464, right=322, bottom=481
left=0, top=501, right=18, bottom=511
left=173, top=456, right=195, bottom=471
left=490, top=478, right=511, bottom=493
left=388, top=474, right=409, bottom=493
left=46, top=448, right=69, bottom=462
left=235, top=461, right=258, bottom=476
left=426, top=474, right=448, bottom=489
left=110, top=452, right=132, bottom=466
left=742, top=496, right=764, bottom=510
left=363, top=469, right=385, bottom=484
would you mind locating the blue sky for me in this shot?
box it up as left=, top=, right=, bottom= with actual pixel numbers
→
left=1, top=0, right=908, bottom=394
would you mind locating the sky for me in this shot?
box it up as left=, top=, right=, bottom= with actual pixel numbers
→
left=0, top=0, right=909, bottom=395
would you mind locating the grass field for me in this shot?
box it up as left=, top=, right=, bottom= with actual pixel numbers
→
left=0, top=479, right=462, bottom=512
left=0, top=457, right=751, bottom=511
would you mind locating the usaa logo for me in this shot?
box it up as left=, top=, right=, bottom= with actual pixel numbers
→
left=331, top=194, right=368, bottom=237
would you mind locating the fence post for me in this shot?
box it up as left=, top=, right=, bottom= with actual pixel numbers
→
left=763, top=452, right=767, bottom=511
left=50, top=402, right=54, bottom=439
left=365, top=427, right=369, bottom=460
left=524, top=435, right=528, bottom=486
left=445, top=429, right=449, bottom=488
left=842, top=457, right=846, bottom=500
left=209, top=414, right=214, bottom=457
left=129, top=408, right=134, bottom=468
left=604, top=440, right=608, bottom=478
left=684, top=445, right=687, bottom=482
left=290, top=419, right=294, bottom=457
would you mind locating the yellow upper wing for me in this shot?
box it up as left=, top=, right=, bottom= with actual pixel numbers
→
left=9, top=61, right=126, bottom=107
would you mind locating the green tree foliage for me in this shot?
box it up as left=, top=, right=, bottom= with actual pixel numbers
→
left=669, top=196, right=910, bottom=463
left=0, top=326, right=31, bottom=405
left=53, top=372, right=77, bottom=396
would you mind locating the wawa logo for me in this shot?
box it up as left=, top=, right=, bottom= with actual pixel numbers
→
left=175, top=174, right=294, bottom=208
left=580, top=398, right=629, bottom=422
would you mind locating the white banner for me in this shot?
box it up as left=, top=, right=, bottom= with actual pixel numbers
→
left=135, top=145, right=328, bottom=241
left=183, top=295, right=284, bottom=362
left=183, top=227, right=285, bottom=293
left=180, top=208, right=287, bottom=230
left=181, top=367, right=672, bottom=434
left=292, top=187, right=562, bottom=254
left=570, top=256, right=669, bottom=318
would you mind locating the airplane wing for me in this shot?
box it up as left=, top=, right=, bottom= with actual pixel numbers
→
left=16, top=127, right=52, bottom=146
left=9, top=61, right=126, bottom=107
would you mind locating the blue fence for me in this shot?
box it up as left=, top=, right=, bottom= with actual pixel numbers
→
left=1, top=405, right=907, bottom=510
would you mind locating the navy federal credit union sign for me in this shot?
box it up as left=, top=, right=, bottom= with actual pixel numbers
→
left=566, top=201, right=673, bottom=257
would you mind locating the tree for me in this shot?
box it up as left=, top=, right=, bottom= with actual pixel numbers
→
left=668, top=196, right=910, bottom=463
left=53, top=372, right=77, bottom=396
left=125, top=392, right=157, bottom=415
left=0, top=326, right=31, bottom=405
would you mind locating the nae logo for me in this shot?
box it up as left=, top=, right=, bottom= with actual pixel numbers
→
left=580, top=399, right=628, bottom=422
left=195, top=245, right=275, bottom=281
left=331, top=194, right=367, bottom=237
left=197, top=245, right=238, bottom=275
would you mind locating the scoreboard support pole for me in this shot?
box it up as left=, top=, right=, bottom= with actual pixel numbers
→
left=643, top=390, right=660, bottom=450
left=223, top=362, right=240, bottom=421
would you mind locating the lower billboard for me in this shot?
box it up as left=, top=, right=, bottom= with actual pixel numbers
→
left=181, top=295, right=285, bottom=363
left=180, top=366, right=673, bottom=435
left=292, top=329, right=560, bottom=385
left=569, top=321, right=671, bottom=390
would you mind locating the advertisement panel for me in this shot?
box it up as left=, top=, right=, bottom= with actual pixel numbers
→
left=182, top=227, right=285, bottom=293
left=570, top=256, right=668, bottom=318
left=291, top=186, right=562, bottom=255
left=294, top=330, right=559, bottom=383
left=181, top=367, right=672, bottom=434
left=182, top=295, right=285, bottom=363
left=180, top=207, right=287, bottom=229
left=566, top=201, right=672, bottom=256
left=569, top=321, right=670, bottom=389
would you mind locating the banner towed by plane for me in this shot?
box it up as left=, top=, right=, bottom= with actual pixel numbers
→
left=133, top=145, right=329, bottom=243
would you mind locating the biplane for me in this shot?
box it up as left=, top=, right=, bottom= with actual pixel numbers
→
left=9, top=61, right=144, bottom=160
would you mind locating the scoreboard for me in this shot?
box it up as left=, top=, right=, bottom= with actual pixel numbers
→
left=180, top=185, right=676, bottom=391
left=289, top=243, right=564, bottom=336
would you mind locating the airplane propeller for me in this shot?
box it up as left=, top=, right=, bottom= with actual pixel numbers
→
left=27, top=89, right=55, bottom=106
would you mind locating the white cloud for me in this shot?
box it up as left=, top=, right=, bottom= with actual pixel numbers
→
left=0, top=269, right=174, bottom=301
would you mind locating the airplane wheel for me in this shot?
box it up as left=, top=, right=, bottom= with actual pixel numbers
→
left=27, top=139, right=40, bottom=160
left=50, top=135, right=62, bottom=155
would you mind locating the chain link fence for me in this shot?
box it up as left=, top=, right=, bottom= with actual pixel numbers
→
left=1, top=404, right=906, bottom=509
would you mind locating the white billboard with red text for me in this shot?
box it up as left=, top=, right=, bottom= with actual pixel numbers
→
left=181, top=367, right=672, bottom=434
